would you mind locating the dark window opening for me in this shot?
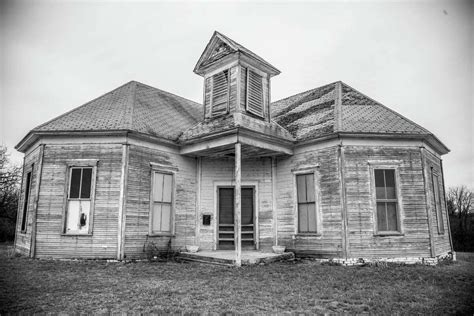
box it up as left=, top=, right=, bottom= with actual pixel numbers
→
left=21, top=169, right=33, bottom=233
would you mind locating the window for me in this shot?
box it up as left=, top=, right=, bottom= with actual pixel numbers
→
left=211, top=70, right=229, bottom=116
left=296, top=173, right=317, bottom=233
left=20, top=168, right=33, bottom=233
left=64, top=167, right=94, bottom=234
left=150, top=171, right=174, bottom=235
left=431, top=171, right=445, bottom=234
left=374, top=169, right=400, bottom=233
left=244, top=68, right=264, bottom=117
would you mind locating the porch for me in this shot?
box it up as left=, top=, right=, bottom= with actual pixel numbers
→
left=179, top=250, right=295, bottom=266
left=179, top=117, right=294, bottom=266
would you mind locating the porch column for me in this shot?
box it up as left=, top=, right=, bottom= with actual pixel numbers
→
left=234, top=142, right=242, bottom=267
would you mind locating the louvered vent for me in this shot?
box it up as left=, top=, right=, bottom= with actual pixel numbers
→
left=211, top=70, right=229, bottom=116
left=246, top=69, right=264, bottom=117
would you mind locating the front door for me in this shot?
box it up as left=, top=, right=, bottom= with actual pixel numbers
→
left=218, top=187, right=255, bottom=250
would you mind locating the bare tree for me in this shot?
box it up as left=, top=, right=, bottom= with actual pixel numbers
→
left=0, top=146, right=22, bottom=241
left=447, top=186, right=473, bottom=232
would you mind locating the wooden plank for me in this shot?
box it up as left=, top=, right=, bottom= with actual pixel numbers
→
left=272, top=157, right=278, bottom=246
left=234, top=142, right=241, bottom=266
left=117, top=144, right=129, bottom=260
left=30, top=144, right=44, bottom=258
left=338, top=145, right=349, bottom=259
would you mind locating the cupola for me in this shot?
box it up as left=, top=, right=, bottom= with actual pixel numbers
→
left=194, top=31, right=280, bottom=122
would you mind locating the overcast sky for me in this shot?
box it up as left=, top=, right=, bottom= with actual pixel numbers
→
left=1, top=0, right=472, bottom=188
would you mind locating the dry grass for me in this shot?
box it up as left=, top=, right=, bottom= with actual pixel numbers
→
left=1, top=243, right=473, bottom=314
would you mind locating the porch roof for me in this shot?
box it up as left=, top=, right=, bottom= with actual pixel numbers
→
left=179, top=113, right=294, bottom=158
left=179, top=131, right=293, bottom=158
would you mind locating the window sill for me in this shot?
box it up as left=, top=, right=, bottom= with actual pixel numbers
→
left=148, top=233, right=175, bottom=237
left=374, top=232, right=404, bottom=237
left=295, top=233, right=322, bottom=238
left=61, top=233, right=93, bottom=237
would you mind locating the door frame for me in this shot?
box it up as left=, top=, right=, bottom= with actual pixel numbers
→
left=213, top=181, right=259, bottom=250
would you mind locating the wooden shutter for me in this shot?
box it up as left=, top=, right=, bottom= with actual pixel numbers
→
left=246, top=69, right=264, bottom=117
left=211, top=70, right=229, bottom=116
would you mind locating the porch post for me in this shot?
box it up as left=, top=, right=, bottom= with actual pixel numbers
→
left=234, top=142, right=242, bottom=267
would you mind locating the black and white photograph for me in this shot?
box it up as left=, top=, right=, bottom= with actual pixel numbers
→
left=1, top=0, right=473, bottom=313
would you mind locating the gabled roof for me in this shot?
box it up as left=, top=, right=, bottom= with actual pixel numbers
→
left=194, top=31, right=280, bottom=76
left=16, top=81, right=202, bottom=151
left=272, top=81, right=449, bottom=153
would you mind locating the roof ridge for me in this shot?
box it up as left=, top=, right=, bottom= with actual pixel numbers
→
left=133, top=81, right=201, bottom=107
left=271, top=81, right=339, bottom=106
left=127, top=81, right=138, bottom=130
left=340, top=82, right=430, bottom=134
left=32, top=81, right=136, bottom=132
left=334, top=81, right=343, bottom=132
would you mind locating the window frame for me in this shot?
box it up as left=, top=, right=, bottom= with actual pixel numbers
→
left=149, top=168, right=176, bottom=237
left=62, top=160, right=98, bottom=236
left=369, top=161, right=404, bottom=236
left=20, top=164, right=34, bottom=234
left=293, top=168, right=322, bottom=236
left=431, top=168, right=445, bottom=234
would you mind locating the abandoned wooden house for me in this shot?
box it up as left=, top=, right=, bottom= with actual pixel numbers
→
left=14, top=31, right=453, bottom=265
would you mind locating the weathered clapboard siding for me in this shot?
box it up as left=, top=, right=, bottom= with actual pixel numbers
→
left=276, top=145, right=343, bottom=257
left=199, top=157, right=274, bottom=251
left=123, top=144, right=197, bottom=258
left=423, top=148, right=452, bottom=256
left=14, top=145, right=42, bottom=256
left=343, top=146, right=431, bottom=258
left=34, top=144, right=123, bottom=259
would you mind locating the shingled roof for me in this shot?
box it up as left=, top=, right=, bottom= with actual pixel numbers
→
left=17, top=80, right=448, bottom=155
left=272, top=81, right=434, bottom=142
left=18, top=81, right=202, bottom=148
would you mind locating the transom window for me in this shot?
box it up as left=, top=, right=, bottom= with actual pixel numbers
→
left=150, top=171, right=174, bottom=235
left=296, top=173, right=317, bottom=233
left=374, top=169, right=400, bottom=233
left=64, top=167, right=94, bottom=234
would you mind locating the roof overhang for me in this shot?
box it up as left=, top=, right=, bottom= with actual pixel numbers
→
left=194, top=31, right=280, bottom=77
left=296, top=132, right=450, bottom=156
left=15, top=130, right=180, bottom=153
left=180, top=128, right=294, bottom=158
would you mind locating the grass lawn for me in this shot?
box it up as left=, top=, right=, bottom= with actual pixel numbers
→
left=1, top=244, right=473, bottom=314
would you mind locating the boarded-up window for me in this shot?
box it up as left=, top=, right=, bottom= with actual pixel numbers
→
left=297, top=173, right=317, bottom=233
left=20, top=168, right=33, bottom=233
left=151, top=172, right=173, bottom=234
left=245, top=68, right=264, bottom=117
left=431, top=171, right=445, bottom=234
left=65, top=167, right=94, bottom=234
left=211, top=70, right=229, bottom=116
left=374, top=169, right=399, bottom=232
